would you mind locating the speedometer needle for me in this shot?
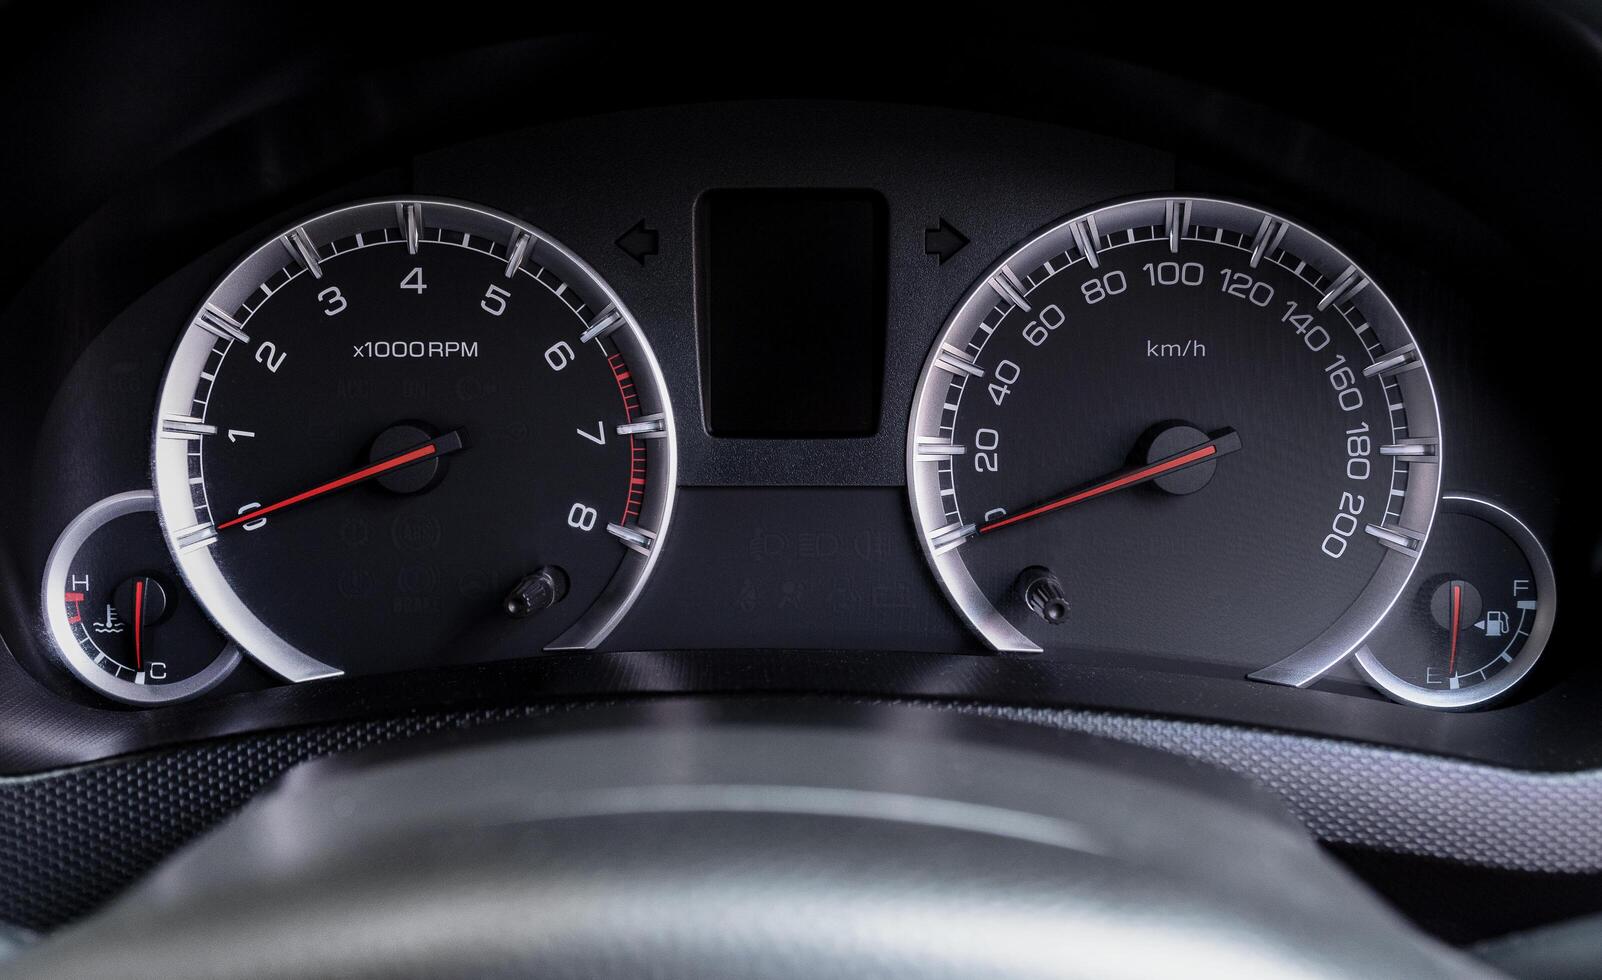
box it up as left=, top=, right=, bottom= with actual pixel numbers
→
left=979, top=428, right=1241, bottom=535
left=216, top=429, right=465, bottom=531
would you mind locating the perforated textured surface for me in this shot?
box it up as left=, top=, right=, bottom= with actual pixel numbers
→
left=941, top=703, right=1602, bottom=873
left=2, top=698, right=1600, bottom=933
left=0, top=704, right=592, bottom=931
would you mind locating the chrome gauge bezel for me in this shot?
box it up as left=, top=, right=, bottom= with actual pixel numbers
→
left=906, top=196, right=1442, bottom=675
left=41, top=491, right=242, bottom=705
left=1354, top=494, right=1556, bottom=710
left=151, top=197, right=677, bottom=683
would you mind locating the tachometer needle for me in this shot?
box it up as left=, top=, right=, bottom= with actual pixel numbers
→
left=216, top=430, right=465, bottom=531
left=979, top=428, right=1241, bottom=535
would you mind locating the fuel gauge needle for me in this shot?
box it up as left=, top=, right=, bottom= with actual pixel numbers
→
left=216, top=429, right=465, bottom=531
left=1448, top=582, right=1462, bottom=674
left=979, top=428, right=1241, bottom=535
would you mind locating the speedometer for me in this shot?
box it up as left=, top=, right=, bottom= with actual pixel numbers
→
left=153, top=198, right=675, bottom=681
left=907, top=197, right=1440, bottom=681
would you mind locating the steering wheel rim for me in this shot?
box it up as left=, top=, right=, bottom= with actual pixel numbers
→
left=2, top=701, right=1495, bottom=979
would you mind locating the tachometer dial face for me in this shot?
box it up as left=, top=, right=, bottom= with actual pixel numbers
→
left=42, top=491, right=240, bottom=704
left=1355, top=495, right=1554, bottom=709
left=152, top=199, right=676, bottom=681
left=907, top=197, right=1440, bottom=676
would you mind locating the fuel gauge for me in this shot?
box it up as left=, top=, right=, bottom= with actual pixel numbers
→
left=1355, top=495, right=1555, bottom=709
left=42, top=491, right=240, bottom=705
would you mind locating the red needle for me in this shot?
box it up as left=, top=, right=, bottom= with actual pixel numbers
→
left=133, top=578, right=145, bottom=670
left=1447, top=582, right=1462, bottom=675
left=980, top=428, right=1242, bottom=534
left=216, top=430, right=464, bottom=531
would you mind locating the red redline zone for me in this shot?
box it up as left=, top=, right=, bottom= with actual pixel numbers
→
left=608, top=351, right=647, bottom=524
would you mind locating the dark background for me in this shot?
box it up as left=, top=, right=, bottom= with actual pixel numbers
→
left=1, top=0, right=1600, bottom=943
left=699, top=188, right=888, bottom=437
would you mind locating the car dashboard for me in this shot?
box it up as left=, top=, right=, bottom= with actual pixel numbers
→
left=1, top=7, right=1600, bottom=963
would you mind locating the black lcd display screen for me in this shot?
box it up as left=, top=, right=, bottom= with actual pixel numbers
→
left=698, top=190, right=887, bottom=437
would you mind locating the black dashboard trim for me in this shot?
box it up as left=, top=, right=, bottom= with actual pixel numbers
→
left=3, top=694, right=1600, bottom=938
left=1, top=638, right=1598, bottom=772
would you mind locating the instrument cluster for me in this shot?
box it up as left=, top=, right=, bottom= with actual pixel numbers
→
left=0, top=99, right=1580, bottom=771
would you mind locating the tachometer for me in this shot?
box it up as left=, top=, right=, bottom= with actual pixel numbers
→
left=907, top=197, right=1440, bottom=680
left=153, top=198, right=675, bottom=681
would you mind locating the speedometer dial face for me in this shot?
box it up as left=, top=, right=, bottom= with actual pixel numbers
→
left=153, top=199, right=675, bottom=681
left=908, top=197, right=1440, bottom=677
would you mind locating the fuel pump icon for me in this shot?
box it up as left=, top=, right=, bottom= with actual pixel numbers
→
left=1476, top=610, right=1510, bottom=638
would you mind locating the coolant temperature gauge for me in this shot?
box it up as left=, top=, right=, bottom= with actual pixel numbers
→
left=42, top=491, right=240, bottom=705
left=1355, top=495, right=1555, bottom=709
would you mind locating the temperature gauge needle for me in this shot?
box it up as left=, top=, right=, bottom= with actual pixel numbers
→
left=132, top=578, right=145, bottom=670
left=979, top=428, right=1241, bottom=534
left=216, top=429, right=465, bottom=531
